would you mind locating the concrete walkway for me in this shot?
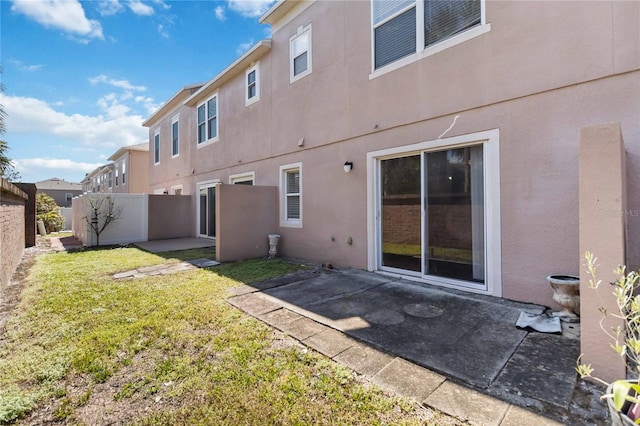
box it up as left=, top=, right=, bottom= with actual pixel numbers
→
left=134, top=237, right=215, bottom=253
left=228, top=268, right=607, bottom=426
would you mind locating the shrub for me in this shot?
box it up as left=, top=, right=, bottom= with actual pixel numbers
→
left=36, top=193, right=64, bottom=233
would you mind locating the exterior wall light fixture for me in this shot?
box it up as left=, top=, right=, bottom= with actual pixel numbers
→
left=344, top=161, right=353, bottom=173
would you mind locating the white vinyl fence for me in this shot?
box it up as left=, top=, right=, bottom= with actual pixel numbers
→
left=59, top=207, right=73, bottom=231
left=72, top=194, right=149, bottom=247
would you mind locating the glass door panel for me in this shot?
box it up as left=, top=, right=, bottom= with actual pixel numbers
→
left=424, top=146, right=484, bottom=283
left=198, top=185, right=216, bottom=238
left=380, top=155, right=422, bottom=272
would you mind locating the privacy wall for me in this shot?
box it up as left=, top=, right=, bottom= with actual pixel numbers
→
left=0, top=179, right=28, bottom=296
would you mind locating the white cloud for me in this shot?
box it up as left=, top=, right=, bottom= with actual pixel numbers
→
left=13, top=158, right=103, bottom=174
left=11, top=0, right=104, bottom=40
left=127, top=0, right=154, bottom=16
left=158, top=24, right=169, bottom=38
left=4, top=95, right=147, bottom=150
left=89, top=74, right=147, bottom=92
left=9, top=60, right=43, bottom=72
left=226, top=0, right=275, bottom=18
left=97, top=0, right=123, bottom=16
left=214, top=5, right=226, bottom=21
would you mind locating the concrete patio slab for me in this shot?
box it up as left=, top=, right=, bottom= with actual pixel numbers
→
left=371, top=357, right=446, bottom=402
left=278, top=317, right=328, bottom=340
left=302, top=328, right=357, bottom=358
left=227, top=268, right=608, bottom=425
left=259, top=308, right=304, bottom=327
left=227, top=293, right=282, bottom=317
left=134, top=237, right=215, bottom=253
left=187, top=258, right=220, bottom=268
left=500, top=405, right=563, bottom=426
left=333, top=343, right=395, bottom=378
left=424, top=381, right=510, bottom=426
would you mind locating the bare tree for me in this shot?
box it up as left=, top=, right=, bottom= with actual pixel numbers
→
left=84, top=195, right=123, bottom=247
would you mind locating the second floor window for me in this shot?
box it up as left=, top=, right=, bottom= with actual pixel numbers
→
left=290, top=24, right=312, bottom=83
left=172, top=118, right=179, bottom=157
left=197, top=95, right=218, bottom=144
left=154, top=130, right=160, bottom=164
left=372, top=0, right=482, bottom=70
left=246, top=63, right=260, bottom=105
left=122, top=162, right=126, bottom=184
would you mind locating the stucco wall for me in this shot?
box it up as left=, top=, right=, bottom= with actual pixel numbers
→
left=147, top=194, right=194, bottom=240
left=129, top=151, right=150, bottom=194
left=216, top=184, right=278, bottom=262
left=0, top=179, right=28, bottom=297
left=143, top=0, right=639, bottom=307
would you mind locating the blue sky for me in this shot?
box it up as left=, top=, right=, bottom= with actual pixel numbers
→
left=1, top=0, right=276, bottom=183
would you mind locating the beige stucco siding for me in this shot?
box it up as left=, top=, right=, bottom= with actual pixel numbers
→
left=145, top=0, right=639, bottom=306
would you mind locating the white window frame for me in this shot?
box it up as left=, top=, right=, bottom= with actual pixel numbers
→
left=279, top=162, right=302, bottom=228
left=229, top=171, right=256, bottom=185
left=115, top=168, right=119, bottom=186
left=197, top=93, right=219, bottom=148
left=65, top=193, right=73, bottom=202
left=245, top=63, right=260, bottom=106
left=366, top=128, right=501, bottom=297
left=153, top=129, right=160, bottom=165
left=290, top=24, right=312, bottom=83
left=369, top=0, right=490, bottom=79
left=108, top=171, right=113, bottom=188
left=121, top=160, right=127, bottom=184
left=172, top=114, right=180, bottom=158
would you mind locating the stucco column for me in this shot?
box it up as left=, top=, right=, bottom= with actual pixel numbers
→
left=578, top=122, right=627, bottom=383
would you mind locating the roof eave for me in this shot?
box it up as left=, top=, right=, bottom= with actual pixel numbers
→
left=142, top=82, right=205, bottom=127
left=184, top=39, right=272, bottom=107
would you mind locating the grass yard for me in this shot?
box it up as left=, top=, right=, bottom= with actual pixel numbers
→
left=0, top=246, right=461, bottom=425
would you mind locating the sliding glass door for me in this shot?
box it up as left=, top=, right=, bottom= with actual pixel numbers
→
left=379, top=144, right=485, bottom=287
left=198, top=185, right=216, bottom=238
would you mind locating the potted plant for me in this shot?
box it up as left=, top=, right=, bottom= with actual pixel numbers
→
left=577, top=252, right=640, bottom=425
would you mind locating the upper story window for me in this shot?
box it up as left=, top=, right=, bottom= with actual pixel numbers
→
left=290, top=24, right=312, bottom=83
left=197, top=95, right=218, bottom=146
left=115, top=169, right=119, bottom=186
left=372, top=0, right=485, bottom=72
left=172, top=116, right=179, bottom=157
left=108, top=171, right=113, bottom=188
left=65, top=193, right=73, bottom=202
left=246, top=63, right=260, bottom=106
left=122, top=161, right=126, bottom=184
left=154, top=129, right=160, bottom=164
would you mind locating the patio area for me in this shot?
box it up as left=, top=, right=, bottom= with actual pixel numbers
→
left=228, top=268, right=607, bottom=425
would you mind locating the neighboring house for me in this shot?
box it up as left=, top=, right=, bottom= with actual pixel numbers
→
left=36, top=178, right=83, bottom=207
left=142, top=0, right=639, bottom=310
left=82, top=143, right=150, bottom=194
left=107, top=142, right=150, bottom=194
left=82, top=164, right=113, bottom=194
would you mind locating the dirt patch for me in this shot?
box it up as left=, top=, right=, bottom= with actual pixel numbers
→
left=0, top=237, right=53, bottom=337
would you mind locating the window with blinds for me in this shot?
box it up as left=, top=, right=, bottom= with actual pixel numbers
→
left=290, top=24, right=312, bottom=83
left=373, top=0, right=482, bottom=70
left=280, top=163, right=303, bottom=227
left=286, top=170, right=300, bottom=220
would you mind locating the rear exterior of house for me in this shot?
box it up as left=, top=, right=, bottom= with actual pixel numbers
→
left=36, top=178, right=83, bottom=207
left=143, top=0, right=639, bottom=308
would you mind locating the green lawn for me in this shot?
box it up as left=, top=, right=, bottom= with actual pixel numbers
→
left=0, top=247, right=458, bottom=425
